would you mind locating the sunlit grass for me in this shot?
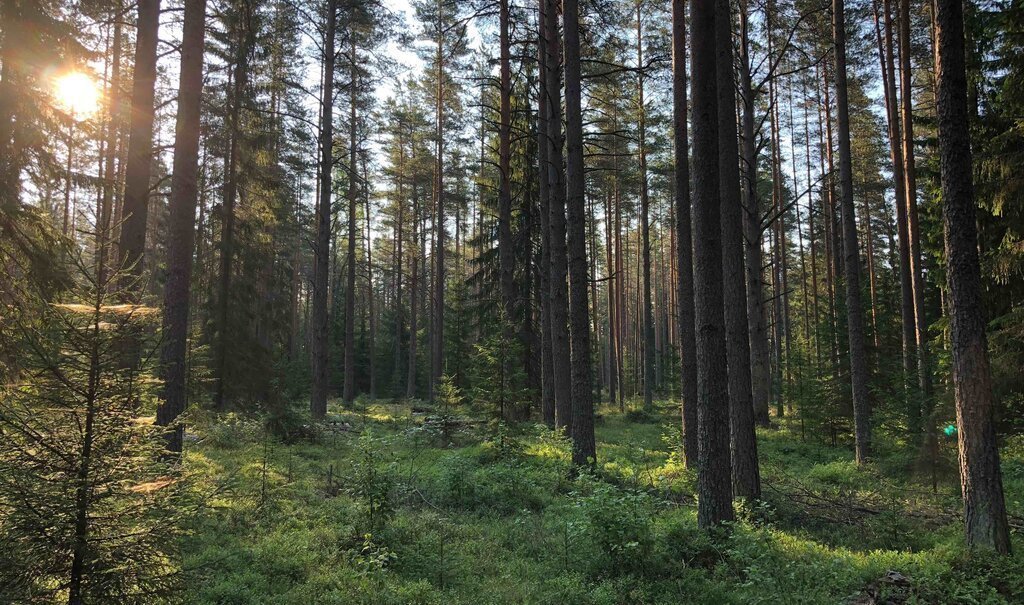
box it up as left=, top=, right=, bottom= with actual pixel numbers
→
left=179, top=400, right=1024, bottom=604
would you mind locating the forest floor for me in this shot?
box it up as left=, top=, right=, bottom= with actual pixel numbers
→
left=181, top=400, right=1024, bottom=604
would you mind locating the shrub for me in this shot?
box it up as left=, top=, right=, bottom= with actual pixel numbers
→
left=573, top=475, right=657, bottom=577
left=348, top=431, right=397, bottom=532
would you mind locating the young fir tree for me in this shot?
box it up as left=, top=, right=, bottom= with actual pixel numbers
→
left=0, top=257, right=182, bottom=603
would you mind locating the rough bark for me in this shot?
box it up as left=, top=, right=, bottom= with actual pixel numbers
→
left=832, top=0, right=872, bottom=463
left=310, top=0, right=336, bottom=419
left=564, top=0, right=595, bottom=467
left=431, top=27, right=445, bottom=402
left=537, top=0, right=555, bottom=426
left=899, top=0, right=934, bottom=433
left=214, top=2, right=252, bottom=408
left=873, top=0, right=917, bottom=429
left=157, top=0, right=208, bottom=453
left=672, top=0, right=700, bottom=466
left=716, top=0, right=760, bottom=500
left=739, top=0, right=771, bottom=428
left=344, top=33, right=358, bottom=407
left=545, top=0, right=572, bottom=431
left=118, top=0, right=161, bottom=288
left=637, top=3, right=655, bottom=412
left=692, top=0, right=734, bottom=525
left=934, top=0, right=1011, bottom=553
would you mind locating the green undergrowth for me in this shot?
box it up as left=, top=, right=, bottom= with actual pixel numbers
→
left=181, top=400, right=1024, bottom=604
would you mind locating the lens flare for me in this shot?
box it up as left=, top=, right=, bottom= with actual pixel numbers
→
left=54, top=71, right=101, bottom=117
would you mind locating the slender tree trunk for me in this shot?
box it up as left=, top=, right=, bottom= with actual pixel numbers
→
left=605, top=187, right=619, bottom=409
left=874, top=0, right=917, bottom=428
left=636, top=2, right=655, bottom=412
left=498, top=0, right=517, bottom=417
left=739, top=0, right=771, bottom=428
left=407, top=179, right=420, bottom=399
left=96, top=9, right=123, bottom=287
left=157, top=0, right=208, bottom=453
left=564, top=0, right=595, bottom=466
left=67, top=298, right=103, bottom=605
left=801, top=79, right=821, bottom=367
left=118, top=0, right=161, bottom=288
left=363, top=156, right=376, bottom=401
left=935, top=0, right=1011, bottom=553
left=215, top=4, right=252, bottom=408
left=393, top=127, right=406, bottom=396
left=716, top=0, right=760, bottom=499
left=545, top=0, right=572, bottom=431
left=344, top=34, right=358, bottom=406
left=537, top=0, right=555, bottom=426
left=673, top=0, right=700, bottom=465
left=310, top=0, right=336, bottom=419
left=832, top=0, right=872, bottom=463
left=899, top=0, right=934, bottom=435
left=860, top=193, right=881, bottom=349
left=499, top=0, right=515, bottom=327
left=431, top=29, right=445, bottom=401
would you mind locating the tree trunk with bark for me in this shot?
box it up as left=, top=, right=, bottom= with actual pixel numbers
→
left=832, top=0, right=872, bottom=463
left=934, top=0, right=1011, bottom=553
left=157, top=0, right=208, bottom=453
left=537, top=0, right=555, bottom=426
left=344, top=33, right=358, bottom=407
left=118, top=0, right=161, bottom=288
left=310, top=0, right=337, bottom=419
left=564, top=0, right=595, bottom=467
left=545, top=0, right=572, bottom=431
left=716, top=0, right=760, bottom=500
left=672, top=0, right=699, bottom=466
left=739, top=0, right=771, bottom=428
left=692, top=0, right=734, bottom=525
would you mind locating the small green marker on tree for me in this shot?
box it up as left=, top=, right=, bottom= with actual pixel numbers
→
left=944, top=424, right=957, bottom=437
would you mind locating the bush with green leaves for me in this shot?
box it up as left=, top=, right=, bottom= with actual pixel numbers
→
left=572, top=475, right=657, bottom=577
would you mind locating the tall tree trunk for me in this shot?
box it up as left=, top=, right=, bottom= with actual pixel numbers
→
left=636, top=2, right=655, bottom=413
left=545, top=0, right=572, bottom=431
left=692, top=0, right=734, bottom=526
left=564, top=0, right=595, bottom=467
left=215, top=2, right=252, bottom=408
left=874, top=0, right=917, bottom=429
left=832, top=0, right=872, bottom=463
left=97, top=8, right=123, bottom=287
left=407, top=179, right=420, bottom=399
left=673, top=0, right=699, bottom=465
left=157, top=0, right=208, bottom=453
left=393, top=126, right=406, bottom=396
left=498, top=0, right=515, bottom=326
left=537, top=0, right=555, bottom=426
left=899, top=0, right=934, bottom=436
left=934, top=0, right=1011, bottom=553
left=118, top=0, right=161, bottom=289
left=605, top=187, right=619, bottom=410
left=498, top=0, right=517, bottom=417
left=716, top=0, right=760, bottom=499
left=310, top=0, right=336, bottom=419
left=801, top=78, right=821, bottom=367
left=344, top=34, right=358, bottom=406
left=363, top=155, right=377, bottom=401
left=739, top=0, right=771, bottom=428
left=431, top=27, right=445, bottom=401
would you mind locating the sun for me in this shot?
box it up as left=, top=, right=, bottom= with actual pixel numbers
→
left=54, top=71, right=101, bottom=117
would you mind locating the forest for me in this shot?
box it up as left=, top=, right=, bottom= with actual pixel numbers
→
left=1, top=0, right=1024, bottom=601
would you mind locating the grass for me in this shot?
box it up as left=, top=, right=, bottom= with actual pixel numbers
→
left=181, top=400, right=1024, bottom=604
